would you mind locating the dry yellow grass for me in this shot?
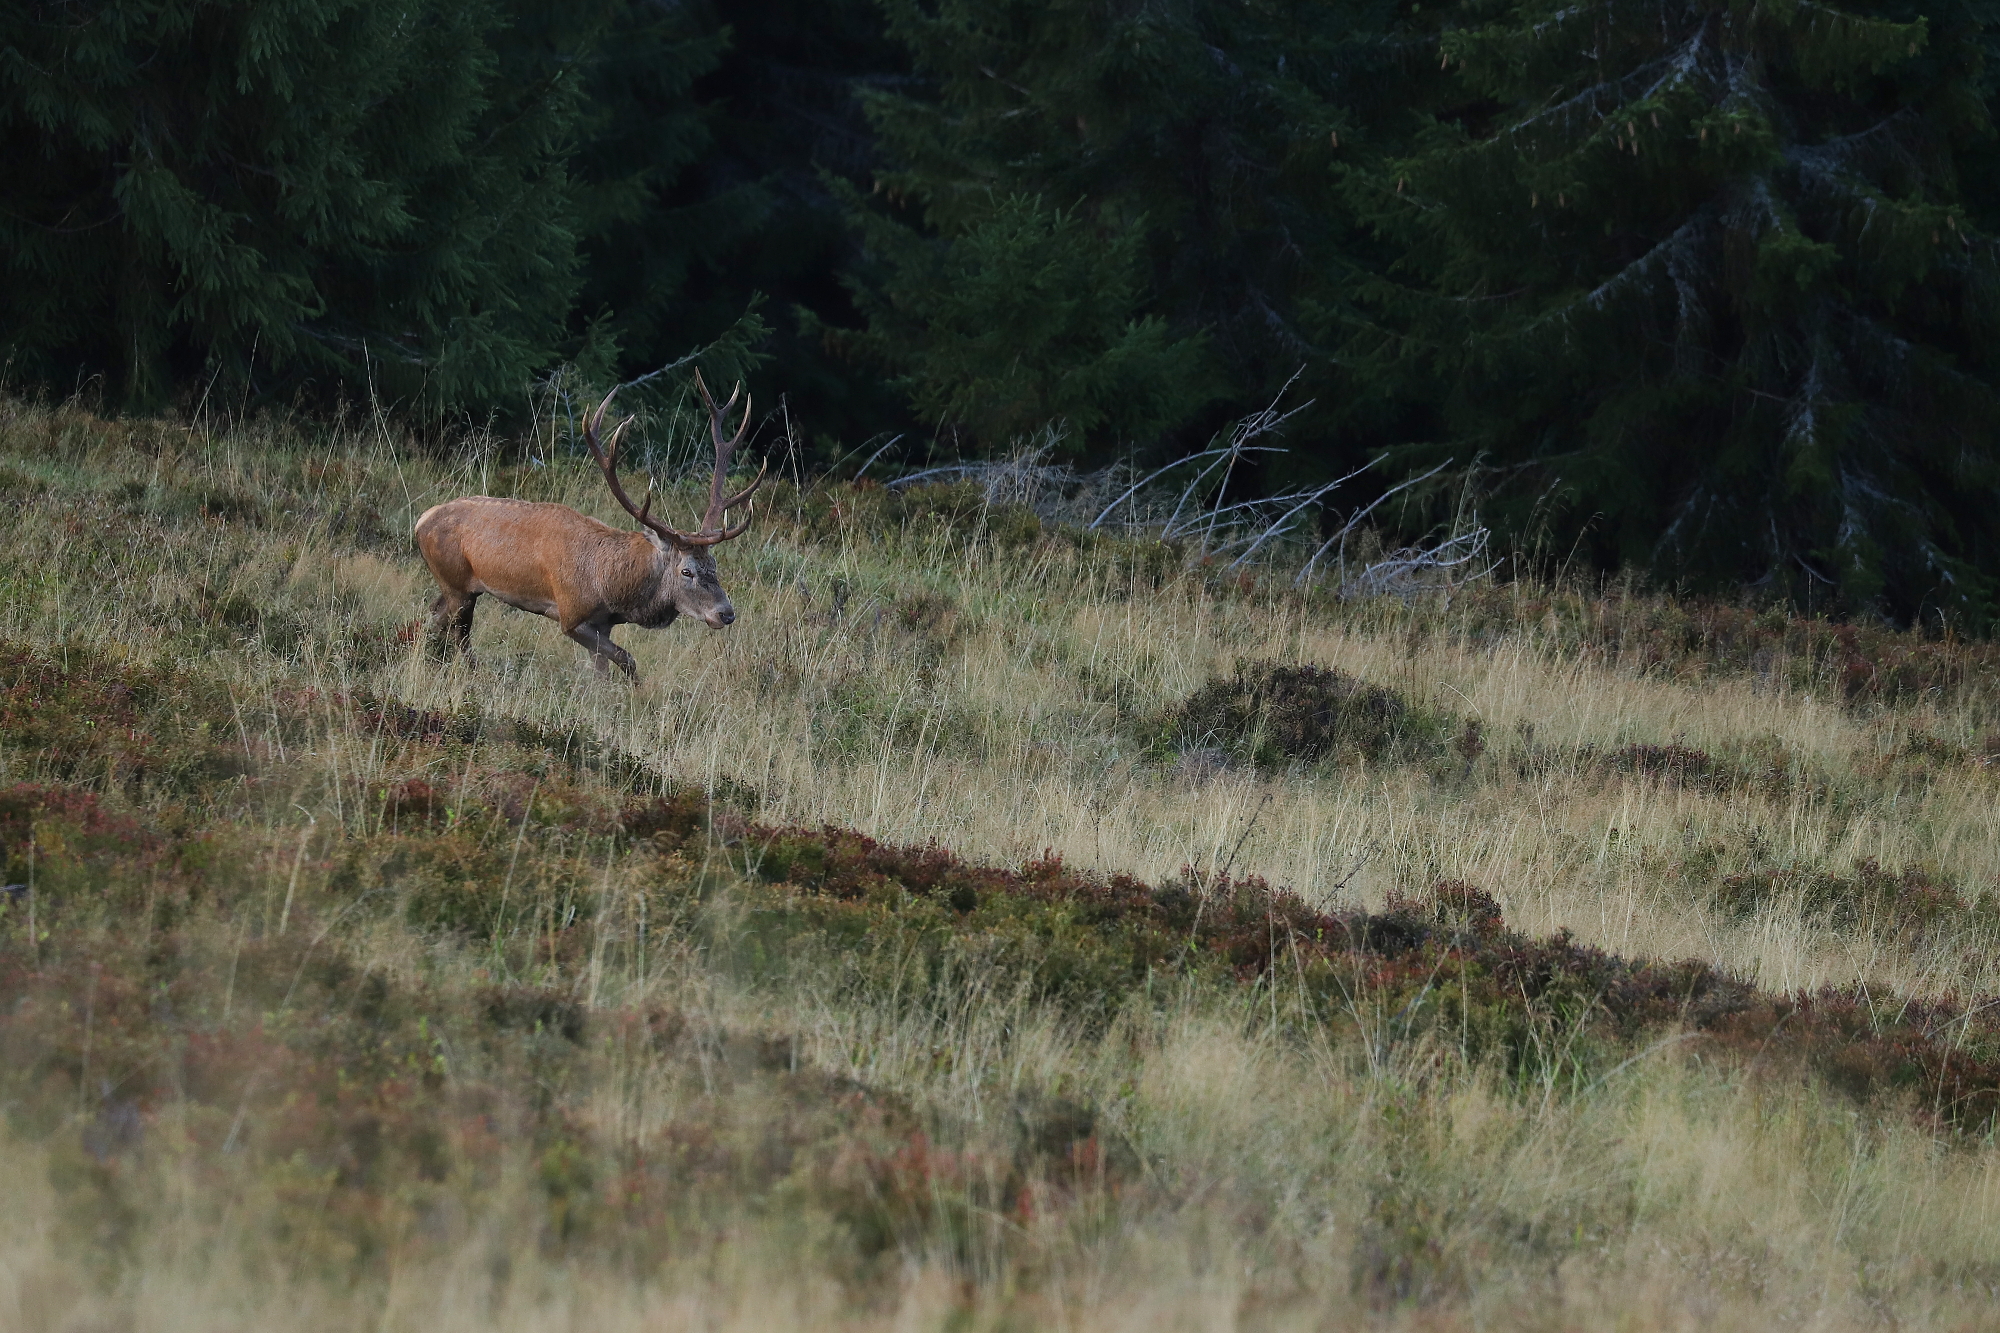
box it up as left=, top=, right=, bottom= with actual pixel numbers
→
left=168, top=403, right=1999, bottom=998
left=1, top=393, right=1999, bottom=1329
left=3, top=992, right=2000, bottom=1332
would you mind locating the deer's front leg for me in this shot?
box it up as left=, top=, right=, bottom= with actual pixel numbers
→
left=565, top=621, right=638, bottom=682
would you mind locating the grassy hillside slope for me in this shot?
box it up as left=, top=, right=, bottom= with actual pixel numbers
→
left=1, top=395, right=1999, bottom=1329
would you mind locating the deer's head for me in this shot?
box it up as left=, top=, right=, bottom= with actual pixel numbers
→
left=583, top=373, right=766, bottom=630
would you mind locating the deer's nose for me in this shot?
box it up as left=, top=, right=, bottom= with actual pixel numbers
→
left=717, top=607, right=736, bottom=627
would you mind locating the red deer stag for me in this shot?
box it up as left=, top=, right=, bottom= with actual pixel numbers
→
left=414, top=373, right=765, bottom=680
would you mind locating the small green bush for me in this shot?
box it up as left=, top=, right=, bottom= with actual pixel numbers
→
left=1166, top=659, right=1447, bottom=769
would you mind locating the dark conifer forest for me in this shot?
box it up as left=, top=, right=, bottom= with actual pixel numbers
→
left=6, top=0, right=2000, bottom=624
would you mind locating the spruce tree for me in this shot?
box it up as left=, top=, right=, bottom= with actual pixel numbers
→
left=824, top=0, right=1406, bottom=456
left=1349, top=0, right=2000, bottom=623
left=830, top=191, right=1212, bottom=446
left=0, top=0, right=599, bottom=412
left=566, top=0, right=740, bottom=383
left=607, top=0, right=915, bottom=447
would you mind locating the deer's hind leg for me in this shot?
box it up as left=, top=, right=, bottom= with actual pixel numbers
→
left=430, top=590, right=478, bottom=661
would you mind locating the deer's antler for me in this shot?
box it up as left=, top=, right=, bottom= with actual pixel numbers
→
left=692, top=369, right=767, bottom=543
left=583, top=388, right=665, bottom=533
left=584, top=382, right=764, bottom=548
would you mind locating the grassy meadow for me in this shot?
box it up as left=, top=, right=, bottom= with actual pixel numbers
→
left=1, top=392, right=1999, bottom=1329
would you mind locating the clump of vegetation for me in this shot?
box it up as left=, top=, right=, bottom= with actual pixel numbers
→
left=0, top=641, right=247, bottom=791
left=770, top=479, right=1047, bottom=553
left=1713, top=860, right=1985, bottom=939
left=1563, top=740, right=1731, bottom=796
left=1164, top=659, right=1447, bottom=769
left=0, top=463, right=47, bottom=497
left=1609, top=742, right=1713, bottom=784
left=1448, top=582, right=2000, bottom=707
left=710, top=825, right=2000, bottom=1133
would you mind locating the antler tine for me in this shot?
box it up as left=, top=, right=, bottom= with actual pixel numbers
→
left=674, top=486, right=760, bottom=547
left=691, top=370, right=763, bottom=538
left=708, top=391, right=751, bottom=528
left=604, top=416, right=630, bottom=474
left=694, top=367, right=741, bottom=419
left=584, top=388, right=700, bottom=545
left=713, top=499, right=760, bottom=542
left=582, top=387, right=615, bottom=461
left=718, top=457, right=768, bottom=513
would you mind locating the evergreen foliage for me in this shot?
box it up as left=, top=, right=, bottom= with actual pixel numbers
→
left=1348, top=0, right=2000, bottom=624
left=824, top=0, right=1404, bottom=455
left=566, top=0, right=735, bottom=385
left=820, top=191, right=1214, bottom=448
left=659, top=0, right=916, bottom=449
left=0, top=0, right=598, bottom=410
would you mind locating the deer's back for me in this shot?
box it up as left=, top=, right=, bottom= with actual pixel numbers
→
left=416, top=497, right=638, bottom=599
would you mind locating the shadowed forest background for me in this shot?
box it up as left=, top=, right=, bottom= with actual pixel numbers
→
left=6, top=0, right=2000, bottom=623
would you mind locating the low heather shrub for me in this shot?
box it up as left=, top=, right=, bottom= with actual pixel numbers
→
left=1166, top=659, right=1446, bottom=769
